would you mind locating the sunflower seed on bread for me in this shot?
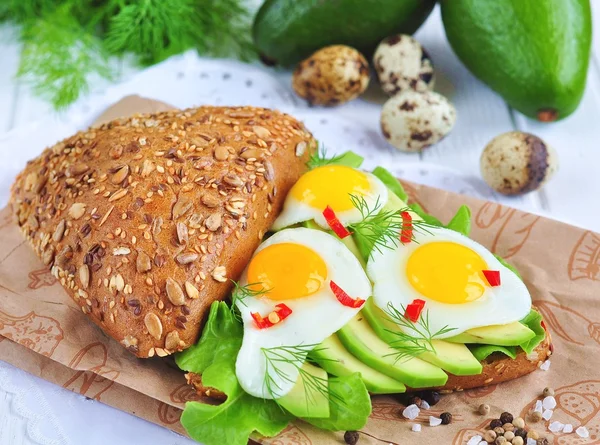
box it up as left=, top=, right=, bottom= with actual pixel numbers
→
left=10, top=106, right=315, bottom=358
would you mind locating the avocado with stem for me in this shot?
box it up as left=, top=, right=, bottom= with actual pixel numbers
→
left=253, top=0, right=436, bottom=67
left=441, top=0, right=592, bottom=121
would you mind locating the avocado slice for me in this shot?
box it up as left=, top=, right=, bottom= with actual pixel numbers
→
left=253, top=0, right=436, bottom=66
left=278, top=362, right=330, bottom=418
left=441, top=0, right=592, bottom=121
left=338, top=314, right=448, bottom=388
left=445, top=322, right=536, bottom=346
left=311, top=334, right=406, bottom=394
left=362, top=299, right=482, bottom=376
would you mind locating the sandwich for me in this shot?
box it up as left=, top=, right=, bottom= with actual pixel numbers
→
left=10, top=107, right=552, bottom=445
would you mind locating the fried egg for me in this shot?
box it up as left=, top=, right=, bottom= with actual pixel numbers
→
left=235, top=227, right=371, bottom=399
left=271, top=165, right=388, bottom=230
left=367, top=225, right=531, bottom=337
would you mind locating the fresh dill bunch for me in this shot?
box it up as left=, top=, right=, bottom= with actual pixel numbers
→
left=104, top=0, right=255, bottom=64
left=3, top=0, right=255, bottom=109
left=16, top=4, right=114, bottom=109
left=348, top=194, right=436, bottom=258
left=384, top=302, right=455, bottom=363
left=262, top=344, right=343, bottom=411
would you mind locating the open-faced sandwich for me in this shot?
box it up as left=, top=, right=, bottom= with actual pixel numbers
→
left=10, top=106, right=551, bottom=445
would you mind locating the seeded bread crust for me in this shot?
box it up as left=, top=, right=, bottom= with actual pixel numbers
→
left=10, top=106, right=315, bottom=358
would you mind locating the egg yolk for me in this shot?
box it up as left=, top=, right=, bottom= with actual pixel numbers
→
left=406, top=242, right=488, bottom=304
left=247, top=243, right=328, bottom=300
left=289, top=165, right=371, bottom=212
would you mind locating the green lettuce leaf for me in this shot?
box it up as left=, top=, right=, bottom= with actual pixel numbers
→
left=304, top=373, right=371, bottom=431
left=372, top=166, right=408, bottom=202
left=176, top=302, right=292, bottom=445
left=307, top=149, right=364, bottom=170
left=519, top=310, right=546, bottom=354
left=495, top=254, right=523, bottom=280
left=446, top=205, right=471, bottom=236
left=175, top=301, right=242, bottom=374
left=408, top=202, right=444, bottom=227
left=470, top=344, right=517, bottom=361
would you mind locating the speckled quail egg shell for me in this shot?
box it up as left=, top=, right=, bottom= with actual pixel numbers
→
left=380, top=90, right=456, bottom=152
left=374, top=34, right=435, bottom=96
left=292, top=45, right=370, bottom=106
left=480, top=131, right=558, bottom=195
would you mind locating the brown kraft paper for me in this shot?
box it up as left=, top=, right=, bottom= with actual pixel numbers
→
left=1, top=96, right=599, bottom=445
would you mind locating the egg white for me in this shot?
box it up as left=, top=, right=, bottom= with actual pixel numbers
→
left=271, top=170, right=388, bottom=230
left=367, top=226, right=531, bottom=338
left=235, top=228, right=372, bottom=399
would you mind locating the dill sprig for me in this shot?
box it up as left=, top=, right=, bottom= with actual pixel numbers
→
left=306, top=144, right=345, bottom=170
left=348, top=194, right=436, bottom=257
left=262, top=344, right=342, bottom=411
left=384, top=302, right=456, bottom=363
left=229, top=280, right=269, bottom=322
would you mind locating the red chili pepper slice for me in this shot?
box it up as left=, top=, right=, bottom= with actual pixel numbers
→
left=251, top=312, right=273, bottom=329
left=482, top=270, right=501, bottom=287
left=275, top=303, right=293, bottom=319
left=323, top=206, right=352, bottom=239
left=400, top=211, right=413, bottom=244
left=405, top=299, right=426, bottom=322
left=251, top=303, right=293, bottom=329
left=330, top=280, right=365, bottom=308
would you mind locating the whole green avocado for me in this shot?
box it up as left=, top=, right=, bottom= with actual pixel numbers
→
left=441, top=0, right=592, bottom=121
left=253, top=0, right=436, bottom=67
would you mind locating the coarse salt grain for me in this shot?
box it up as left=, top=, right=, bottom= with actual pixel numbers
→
left=420, top=400, right=431, bottom=409
left=540, top=360, right=551, bottom=371
left=542, top=409, right=554, bottom=420
left=563, top=424, right=573, bottom=433
left=402, top=404, right=420, bottom=420
left=534, top=400, right=543, bottom=413
left=549, top=421, right=564, bottom=433
left=467, top=435, right=482, bottom=445
left=527, top=439, right=537, bottom=445
left=576, top=426, right=590, bottom=438
left=478, top=441, right=487, bottom=445
left=429, top=416, right=442, bottom=427
left=412, top=424, right=422, bottom=432
left=543, top=396, right=557, bottom=410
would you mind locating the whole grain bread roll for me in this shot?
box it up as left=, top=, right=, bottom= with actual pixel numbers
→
left=10, top=106, right=315, bottom=358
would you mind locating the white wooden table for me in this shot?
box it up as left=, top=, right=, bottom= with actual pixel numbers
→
left=0, top=5, right=599, bottom=445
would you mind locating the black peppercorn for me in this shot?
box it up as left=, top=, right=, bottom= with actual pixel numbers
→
left=344, top=430, right=359, bottom=445
left=537, top=439, right=549, bottom=445
left=421, top=390, right=441, bottom=406
left=490, top=419, right=503, bottom=429
left=499, top=412, right=514, bottom=424
left=514, top=428, right=527, bottom=439
left=440, top=412, right=452, bottom=425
